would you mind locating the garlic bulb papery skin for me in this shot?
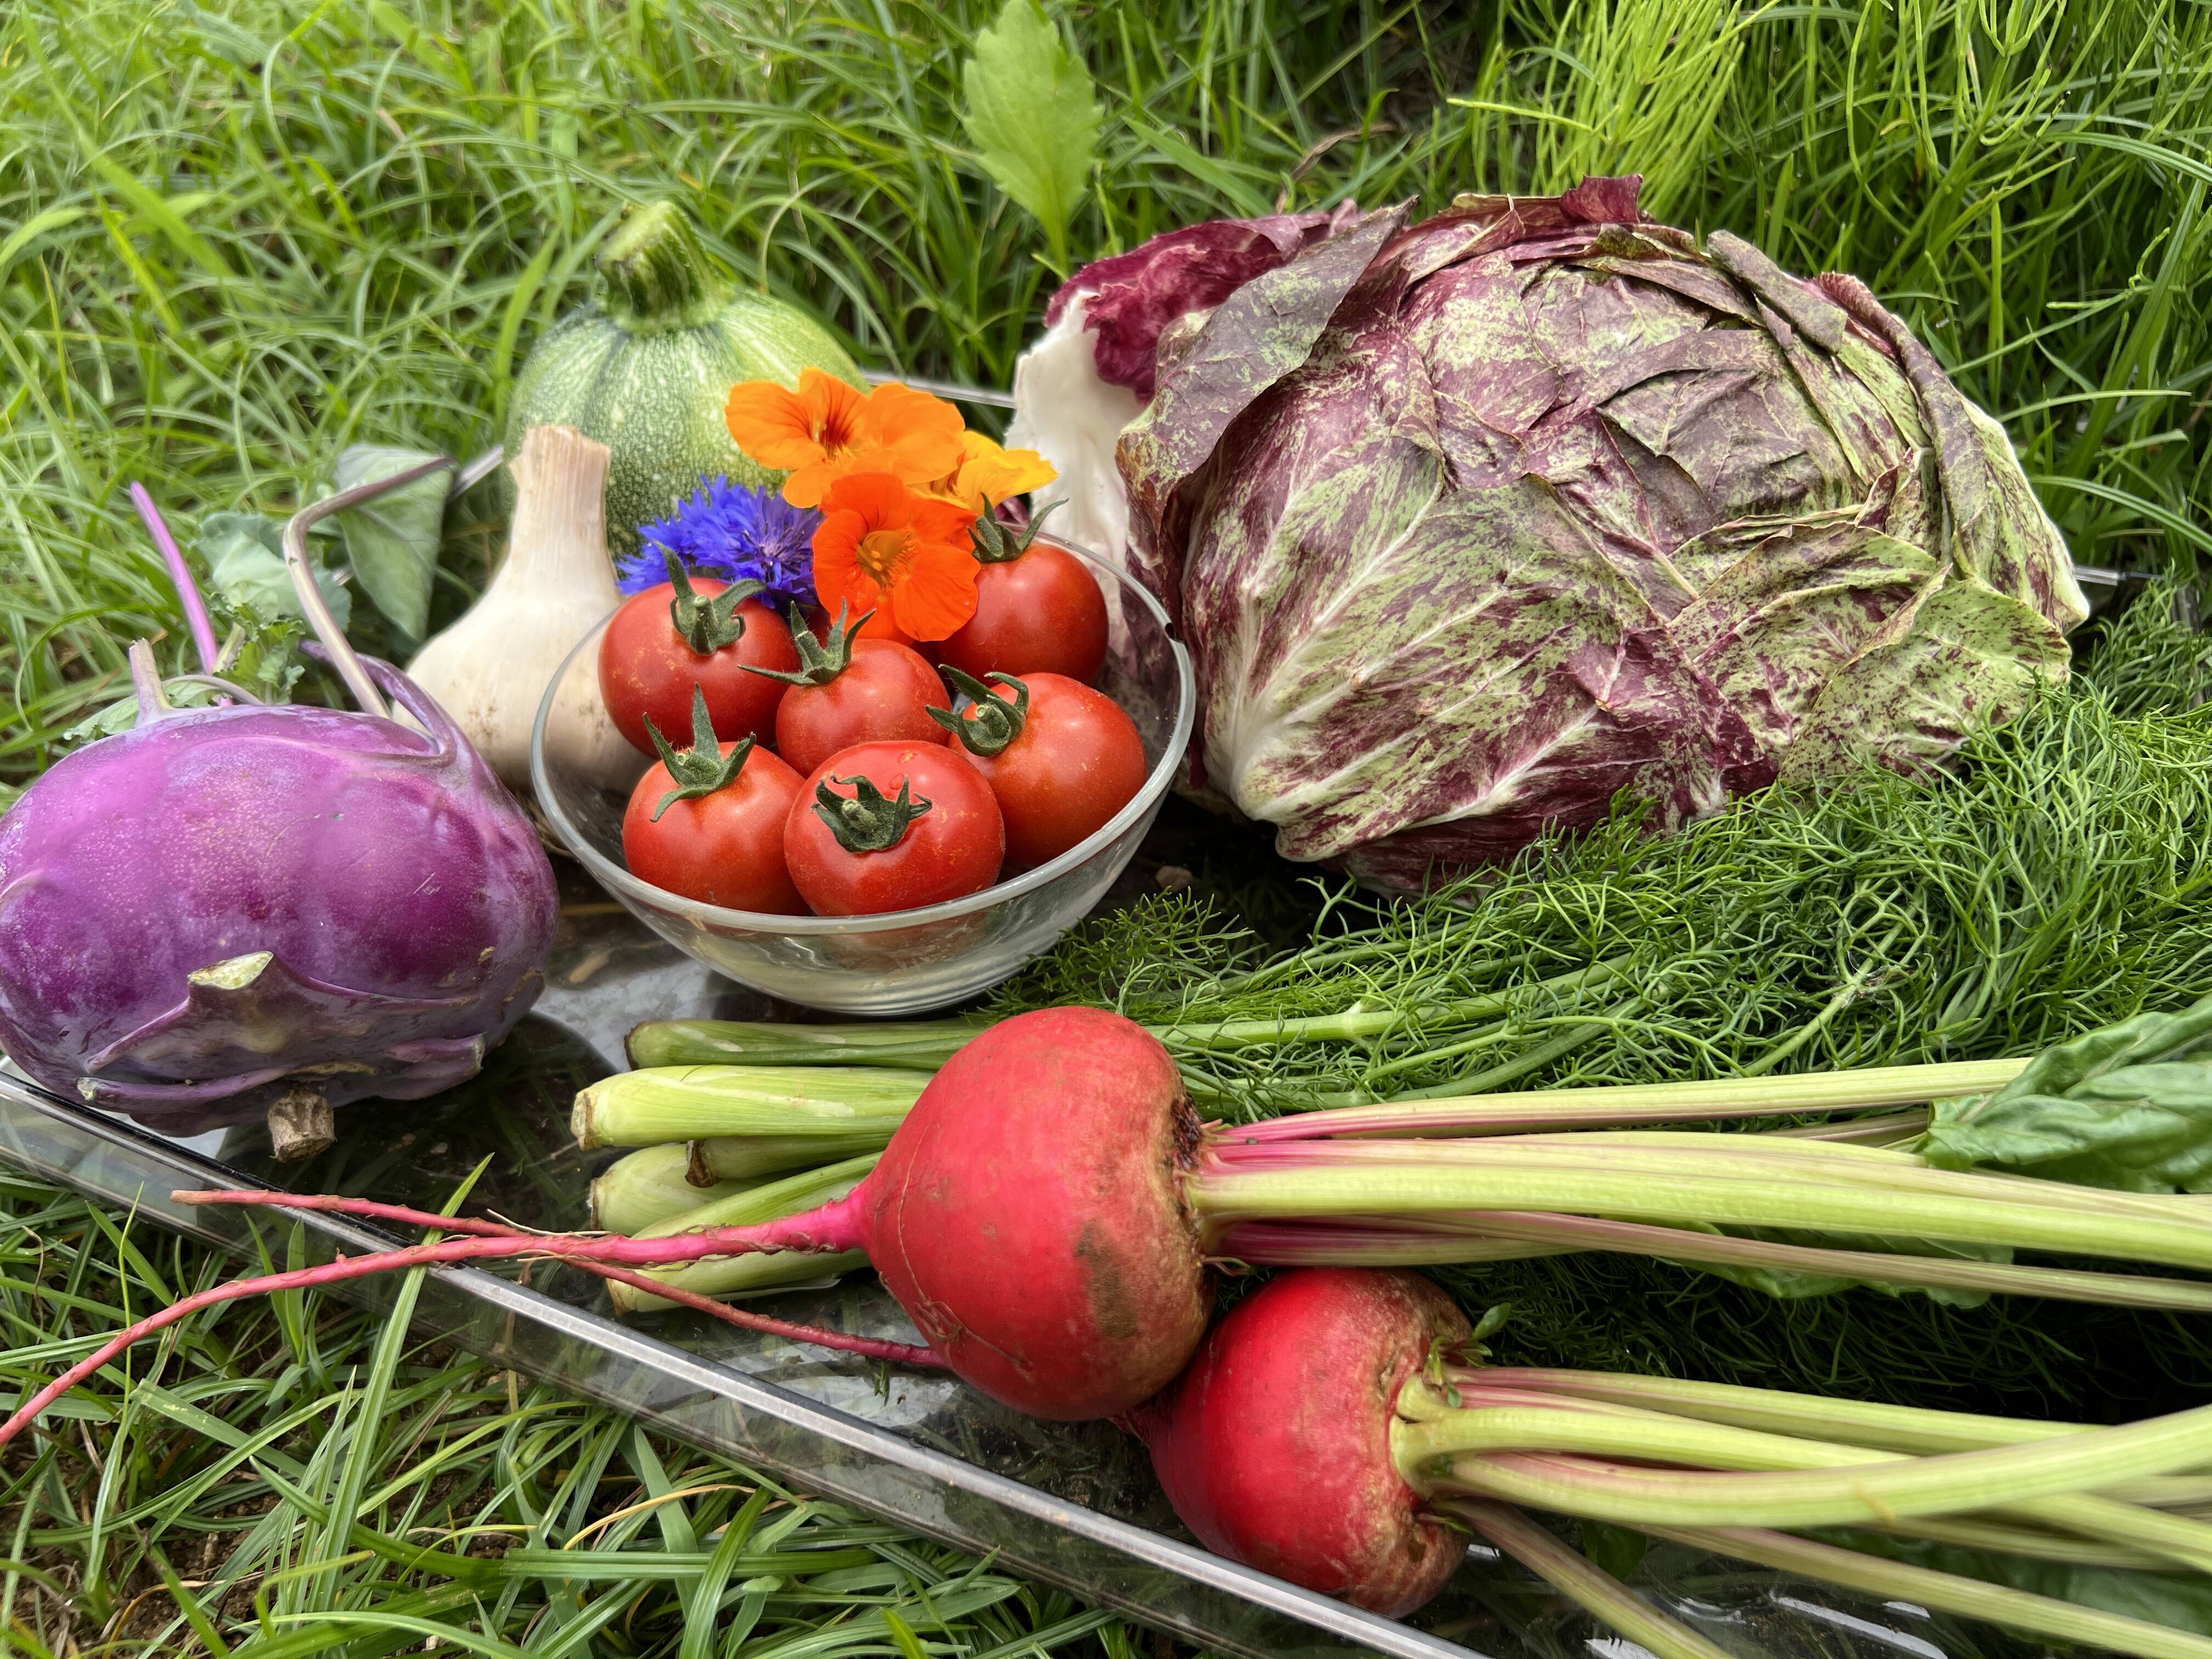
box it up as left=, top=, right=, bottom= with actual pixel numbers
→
left=408, top=423, right=643, bottom=794
left=1006, top=292, right=1144, bottom=567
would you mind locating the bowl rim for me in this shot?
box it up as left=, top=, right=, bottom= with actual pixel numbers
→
left=530, top=534, right=1197, bottom=938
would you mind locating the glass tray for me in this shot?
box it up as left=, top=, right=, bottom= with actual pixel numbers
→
left=0, top=858, right=2053, bottom=1659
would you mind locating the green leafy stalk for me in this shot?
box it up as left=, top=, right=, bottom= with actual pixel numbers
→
left=627, top=1017, right=990, bottom=1071
left=606, top=1156, right=879, bottom=1313
left=589, top=1144, right=770, bottom=1235
left=743, top=603, right=872, bottom=687
left=569, top=1066, right=924, bottom=1149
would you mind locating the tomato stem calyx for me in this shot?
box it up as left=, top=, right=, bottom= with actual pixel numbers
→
left=664, top=550, right=765, bottom=654
left=744, top=602, right=873, bottom=687
left=814, top=773, right=932, bottom=853
left=969, top=497, right=1062, bottom=565
left=932, top=668, right=1029, bottom=757
left=643, top=685, right=755, bottom=822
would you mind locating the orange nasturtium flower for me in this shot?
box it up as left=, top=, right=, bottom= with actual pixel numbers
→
left=924, top=431, right=1058, bottom=511
left=810, top=472, right=983, bottom=642
left=724, top=369, right=967, bottom=509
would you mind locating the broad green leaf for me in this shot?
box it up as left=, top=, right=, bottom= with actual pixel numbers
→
left=58, top=678, right=223, bottom=747
left=196, top=510, right=351, bottom=630
left=1919, top=991, right=2212, bottom=1191
left=328, top=445, right=455, bottom=640
left=1579, top=1520, right=1650, bottom=1582
left=1821, top=1528, right=2212, bottom=1638
left=960, top=0, right=1099, bottom=267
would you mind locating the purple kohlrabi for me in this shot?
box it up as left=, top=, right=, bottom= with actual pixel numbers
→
left=0, top=648, right=558, bottom=1142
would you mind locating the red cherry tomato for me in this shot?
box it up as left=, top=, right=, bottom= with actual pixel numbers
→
left=622, top=736, right=806, bottom=913
left=761, top=611, right=954, bottom=776
left=936, top=540, right=1108, bottom=684
left=939, top=671, right=1147, bottom=868
left=600, top=573, right=798, bottom=755
left=783, top=741, right=1004, bottom=916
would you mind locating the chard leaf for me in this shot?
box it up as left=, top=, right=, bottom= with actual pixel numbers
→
left=961, top=0, right=1099, bottom=267
left=328, top=445, right=455, bottom=641
left=196, top=511, right=352, bottom=630
left=1818, top=1528, right=2212, bottom=1638
left=1919, top=992, right=2212, bottom=1192
left=1578, top=1521, right=1649, bottom=1582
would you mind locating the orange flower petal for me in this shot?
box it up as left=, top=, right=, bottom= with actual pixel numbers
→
left=796, top=366, right=866, bottom=438
left=725, top=382, right=819, bottom=469
left=854, top=382, right=969, bottom=486
left=887, top=541, right=981, bottom=640
left=908, top=495, right=979, bottom=544
left=820, top=469, right=919, bottom=523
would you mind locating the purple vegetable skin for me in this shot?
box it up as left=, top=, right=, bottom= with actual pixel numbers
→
left=1108, top=178, right=2088, bottom=889
left=0, top=652, right=557, bottom=1135
left=1046, top=204, right=1360, bottom=397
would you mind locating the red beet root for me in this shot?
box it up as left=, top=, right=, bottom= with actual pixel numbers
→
left=1128, top=1268, right=1470, bottom=1616
left=722, top=1006, right=1214, bottom=1419
left=860, top=1006, right=1211, bottom=1418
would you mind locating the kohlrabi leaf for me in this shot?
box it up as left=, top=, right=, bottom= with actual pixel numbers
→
left=329, top=445, right=454, bottom=640
left=196, top=511, right=352, bottom=630
left=207, top=595, right=306, bottom=702
left=58, top=678, right=224, bottom=748
left=961, top=0, right=1099, bottom=267
left=1918, top=992, right=2212, bottom=1191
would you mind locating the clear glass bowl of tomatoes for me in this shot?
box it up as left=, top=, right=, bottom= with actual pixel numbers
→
left=529, top=537, right=1195, bottom=1015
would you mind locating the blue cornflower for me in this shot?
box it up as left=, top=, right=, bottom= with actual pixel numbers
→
left=618, top=477, right=821, bottom=602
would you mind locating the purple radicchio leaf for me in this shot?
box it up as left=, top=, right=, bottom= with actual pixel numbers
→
left=1044, top=201, right=1362, bottom=397
left=1113, top=176, right=2088, bottom=891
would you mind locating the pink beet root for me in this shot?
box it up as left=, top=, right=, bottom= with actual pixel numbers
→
left=1129, top=1268, right=1471, bottom=1616
left=735, top=1005, right=1214, bottom=1418
left=852, top=1005, right=1213, bottom=1420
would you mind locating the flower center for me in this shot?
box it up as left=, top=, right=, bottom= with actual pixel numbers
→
left=816, top=408, right=857, bottom=455
left=856, top=528, right=913, bottom=584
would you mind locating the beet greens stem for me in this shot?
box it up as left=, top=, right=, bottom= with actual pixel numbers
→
left=1238, top=1056, right=2032, bottom=1141
left=1190, top=1138, right=2212, bottom=1276
left=1396, top=1391, right=2212, bottom=1565
left=1411, top=1395, right=2212, bottom=1530
left=1452, top=1500, right=1737, bottom=1659
left=1217, top=1212, right=2212, bottom=1311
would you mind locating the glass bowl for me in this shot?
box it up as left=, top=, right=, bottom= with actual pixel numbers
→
left=531, top=538, right=1195, bottom=1015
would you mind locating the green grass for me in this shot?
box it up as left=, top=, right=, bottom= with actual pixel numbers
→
left=0, top=1169, right=1144, bottom=1659
left=4, top=0, right=2211, bottom=1651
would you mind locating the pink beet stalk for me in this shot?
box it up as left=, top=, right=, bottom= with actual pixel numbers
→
left=129, top=482, right=221, bottom=674
left=0, top=1198, right=939, bottom=1455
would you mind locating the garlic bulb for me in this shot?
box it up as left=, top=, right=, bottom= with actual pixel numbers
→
left=408, top=424, right=641, bottom=793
